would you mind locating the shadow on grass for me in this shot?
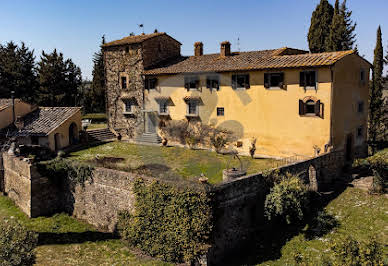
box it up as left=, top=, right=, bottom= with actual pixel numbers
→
left=37, top=231, right=119, bottom=246
left=219, top=177, right=349, bottom=266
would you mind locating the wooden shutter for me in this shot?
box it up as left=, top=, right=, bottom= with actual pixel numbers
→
left=195, top=78, right=200, bottom=89
left=232, top=74, right=237, bottom=89
left=264, top=73, right=270, bottom=88
left=152, top=78, right=157, bottom=89
left=245, top=74, right=250, bottom=89
left=144, top=78, right=149, bottom=90
left=300, top=72, right=305, bottom=87
left=206, top=78, right=211, bottom=89
left=184, top=77, right=189, bottom=91
left=215, top=79, right=220, bottom=91
left=315, top=100, right=321, bottom=117
left=299, top=100, right=305, bottom=115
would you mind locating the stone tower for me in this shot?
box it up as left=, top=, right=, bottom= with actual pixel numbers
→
left=102, top=32, right=181, bottom=138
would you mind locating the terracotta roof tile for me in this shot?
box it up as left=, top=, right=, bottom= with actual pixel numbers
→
left=103, top=32, right=181, bottom=47
left=143, top=49, right=355, bottom=75
left=2, top=107, right=81, bottom=137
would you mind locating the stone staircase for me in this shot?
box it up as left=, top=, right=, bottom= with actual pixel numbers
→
left=87, top=128, right=116, bottom=142
left=135, top=133, right=162, bottom=144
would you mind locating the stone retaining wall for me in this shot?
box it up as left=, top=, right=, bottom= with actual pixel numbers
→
left=0, top=153, right=3, bottom=193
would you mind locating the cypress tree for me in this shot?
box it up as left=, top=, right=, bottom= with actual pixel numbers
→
left=340, top=0, right=357, bottom=50
left=326, top=0, right=344, bottom=51
left=368, top=26, right=384, bottom=154
left=89, top=36, right=106, bottom=113
left=308, top=0, right=334, bottom=53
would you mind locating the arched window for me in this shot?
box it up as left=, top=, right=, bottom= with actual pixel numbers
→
left=299, top=97, right=323, bottom=118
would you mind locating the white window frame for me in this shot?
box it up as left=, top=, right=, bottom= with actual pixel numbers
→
left=186, top=100, right=199, bottom=116
left=159, top=101, right=169, bottom=115
left=123, top=100, right=134, bottom=114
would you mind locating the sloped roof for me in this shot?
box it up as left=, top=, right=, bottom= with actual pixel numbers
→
left=103, top=32, right=181, bottom=47
left=0, top=99, right=25, bottom=111
left=143, top=49, right=356, bottom=75
left=2, top=107, right=81, bottom=137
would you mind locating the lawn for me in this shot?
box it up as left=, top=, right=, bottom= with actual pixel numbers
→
left=68, top=141, right=281, bottom=184
left=86, top=123, right=107, bottom=130
left=257, top=187, right=388, bottom=265
left=0, top=195, right=171, bottom=266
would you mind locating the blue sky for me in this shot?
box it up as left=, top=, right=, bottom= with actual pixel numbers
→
left=0, top=0, right=387, bottom=80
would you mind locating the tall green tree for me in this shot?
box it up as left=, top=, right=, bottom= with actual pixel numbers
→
left=308, top=0, right=334, bottom=53
left=339, top=0, right=357, bottom=50
left=368, top=26, right=385, bottom=154
left=89, top=36, right=106, bottom=113
left=36, top=49, right=82, bottom=107
left=0, top=42, right=37, bottom=101
left=326, top=0, right=344, bottom=51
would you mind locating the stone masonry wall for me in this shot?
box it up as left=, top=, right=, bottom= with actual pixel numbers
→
left=103, top=34, right=181, bottom=139
left=0, top=153, right=4, bottom=193
left=207, top=150, right=345, bottom=265
left=62, top=167, right=136, bottom=232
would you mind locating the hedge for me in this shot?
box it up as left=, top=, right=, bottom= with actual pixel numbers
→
left=117, top=178, right=213, bottom=264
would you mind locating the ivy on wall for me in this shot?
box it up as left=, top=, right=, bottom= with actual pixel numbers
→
left=117, top=178, right=213, bottom=263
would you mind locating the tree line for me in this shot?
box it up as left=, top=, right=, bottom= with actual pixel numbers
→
left=0, top=39, right=105, bottom=112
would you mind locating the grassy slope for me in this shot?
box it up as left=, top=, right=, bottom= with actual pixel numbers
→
left=0, top=196, right=171, bottom=266
left=69, top=142, right=280, bottom=184
left=258, top=187, right=388, bottom=265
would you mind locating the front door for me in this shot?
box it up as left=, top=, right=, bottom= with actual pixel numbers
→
left=145, top=112, right=157, bottom=133
left=345, top=133, right=354, bottom=162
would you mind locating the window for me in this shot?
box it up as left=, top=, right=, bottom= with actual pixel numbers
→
left=300, top=71, right=317, bottom=89
left=31, top=136, right=39, bottom=145
left=123, top=100, right=133, bottom=114
left=187, top=100, right=198, bottom=116
left=360, top=69, right=365, bottom=83
left=125, top=46, right=129, bottom=53
left=232, top=74, right=250, bottom=89
left=217, top=107, right=224, bottom=116
left=357, top=126, right=363, bottom=138
left=121, top=76, right=127, bottom=89
left=264, top=72, right=285, bottom=89
left=299, top=98, right=323, bottom=117
left=357, top=101, right=364, bottom=113
left=145, top=77, right=157, bottom=90
left=159, top=101, right=168, bottom=114
left=184, top=76, right=200, bottom=90
left=206, top=75, right=220, bottom=91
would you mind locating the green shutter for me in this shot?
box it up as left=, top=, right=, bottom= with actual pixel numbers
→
left=315, top=100, right=321, bottom=117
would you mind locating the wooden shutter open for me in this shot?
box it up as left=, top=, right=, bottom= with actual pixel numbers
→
left=232, top=74, right=237, bottom=89
left=184, top=77, right=189, bottom=91
left=300, top=72, right=305, bottom=87
left=206, top=78, right=211, bottom=89
left=264, top=73, right=270, bottom=88
left=299, top=100, right=305, bottom=115
left=245, top=74, right=250, bottom=89
left=315, top=100, right=321, bottom=117
left=195, top=78, right=200, bottom=89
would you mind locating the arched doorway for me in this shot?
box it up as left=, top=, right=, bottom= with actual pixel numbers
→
left=308, top=165, right=318, bottom=191
left=69, top=123, right=79, bottom=145
left=345, top=133, right=354, bottom=162
left=54, top=133, right=61, bottom=151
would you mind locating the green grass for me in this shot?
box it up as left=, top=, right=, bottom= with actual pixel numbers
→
left=0, top=195, right=171, bottom=266
left=82, top=113, right=107, bottom=121
left=68, top=141, right=280, bottom=184
left=258, top=187, right=388, bottom=265
left=86, top=123, right=107, bottom=130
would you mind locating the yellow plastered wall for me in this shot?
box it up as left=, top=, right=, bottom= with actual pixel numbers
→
left=0, top=101, right=35, bottom=129
left=331, top=54, right=370, bottom=153
left=46, top=110, right=82, bottom=151
left=145, top=68, right=333, bottom=158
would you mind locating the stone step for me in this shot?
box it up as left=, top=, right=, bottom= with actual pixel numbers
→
left=135, top=133, right=162, bottom=144
left=87, top=128, right=116, bottom=142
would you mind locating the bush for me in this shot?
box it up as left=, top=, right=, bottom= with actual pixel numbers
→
left=330, top=236, right=384, bottom=265
left=264, top=174, right=309, bottom=224
left=117, top=178, right=213, bottom=263
left=0, top=219, right=38, bottom=266
left=305, top=210, right=339, bottom=239
left=209, top=127, right=237, bottom=153
left=367, top=149, right=388, bottom=194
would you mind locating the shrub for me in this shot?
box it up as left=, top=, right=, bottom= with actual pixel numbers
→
left=210, top=127, right=236, bottom=153
left=330, top=236, right=384, bottom=265
left=117, top=178, right=213, bottom=263
left=304, top=210, right=339, bottom=239
left=159, top=119, right=189, bottom=145
left=0, top=219, right=38, bottom=266
left=249, top=137, right=257, bottom=158
left=36, top=158, right=94, bottom=188
left=264, top=174, right=309, bottom=224
left=367, top=149, right=387, bottom=194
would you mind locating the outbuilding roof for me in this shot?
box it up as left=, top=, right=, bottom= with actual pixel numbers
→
left=143, top=48, right=356, bottom=75
left=2, top=107, right=81, bottom=137
left=103, top=32, right=181, bottom=48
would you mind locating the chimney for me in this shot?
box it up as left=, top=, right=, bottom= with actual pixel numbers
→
left=194, top=42, right=203, bottom=56
left=220, top=41, right=231, bottom=57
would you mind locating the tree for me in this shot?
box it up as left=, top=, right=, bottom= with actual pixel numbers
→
left=339, top=0, right=357, bottom=50
left=89, top=36, right=106, bottom=113
left=308, top=0, right=334, bottom=53
left=36, top=49, right=82, bottom=106
left=0, top=42, right=37, bottom=101
left=368, top=26, right=385, bottom=154
left=326, top=0, right=344, bottom=51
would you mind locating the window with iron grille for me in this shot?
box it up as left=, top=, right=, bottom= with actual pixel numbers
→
left=232, top=74, right=250, bottom=89
left=159, top=101, right=168, bottom=114
left=217, top=107, right=224, bottom=116
left=188, top=101, right=198, bottom=115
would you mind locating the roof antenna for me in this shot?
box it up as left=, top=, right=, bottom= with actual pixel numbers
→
left=138, top=24, right=144, bottom=34
left=237, top=37, right=240, bottom=52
